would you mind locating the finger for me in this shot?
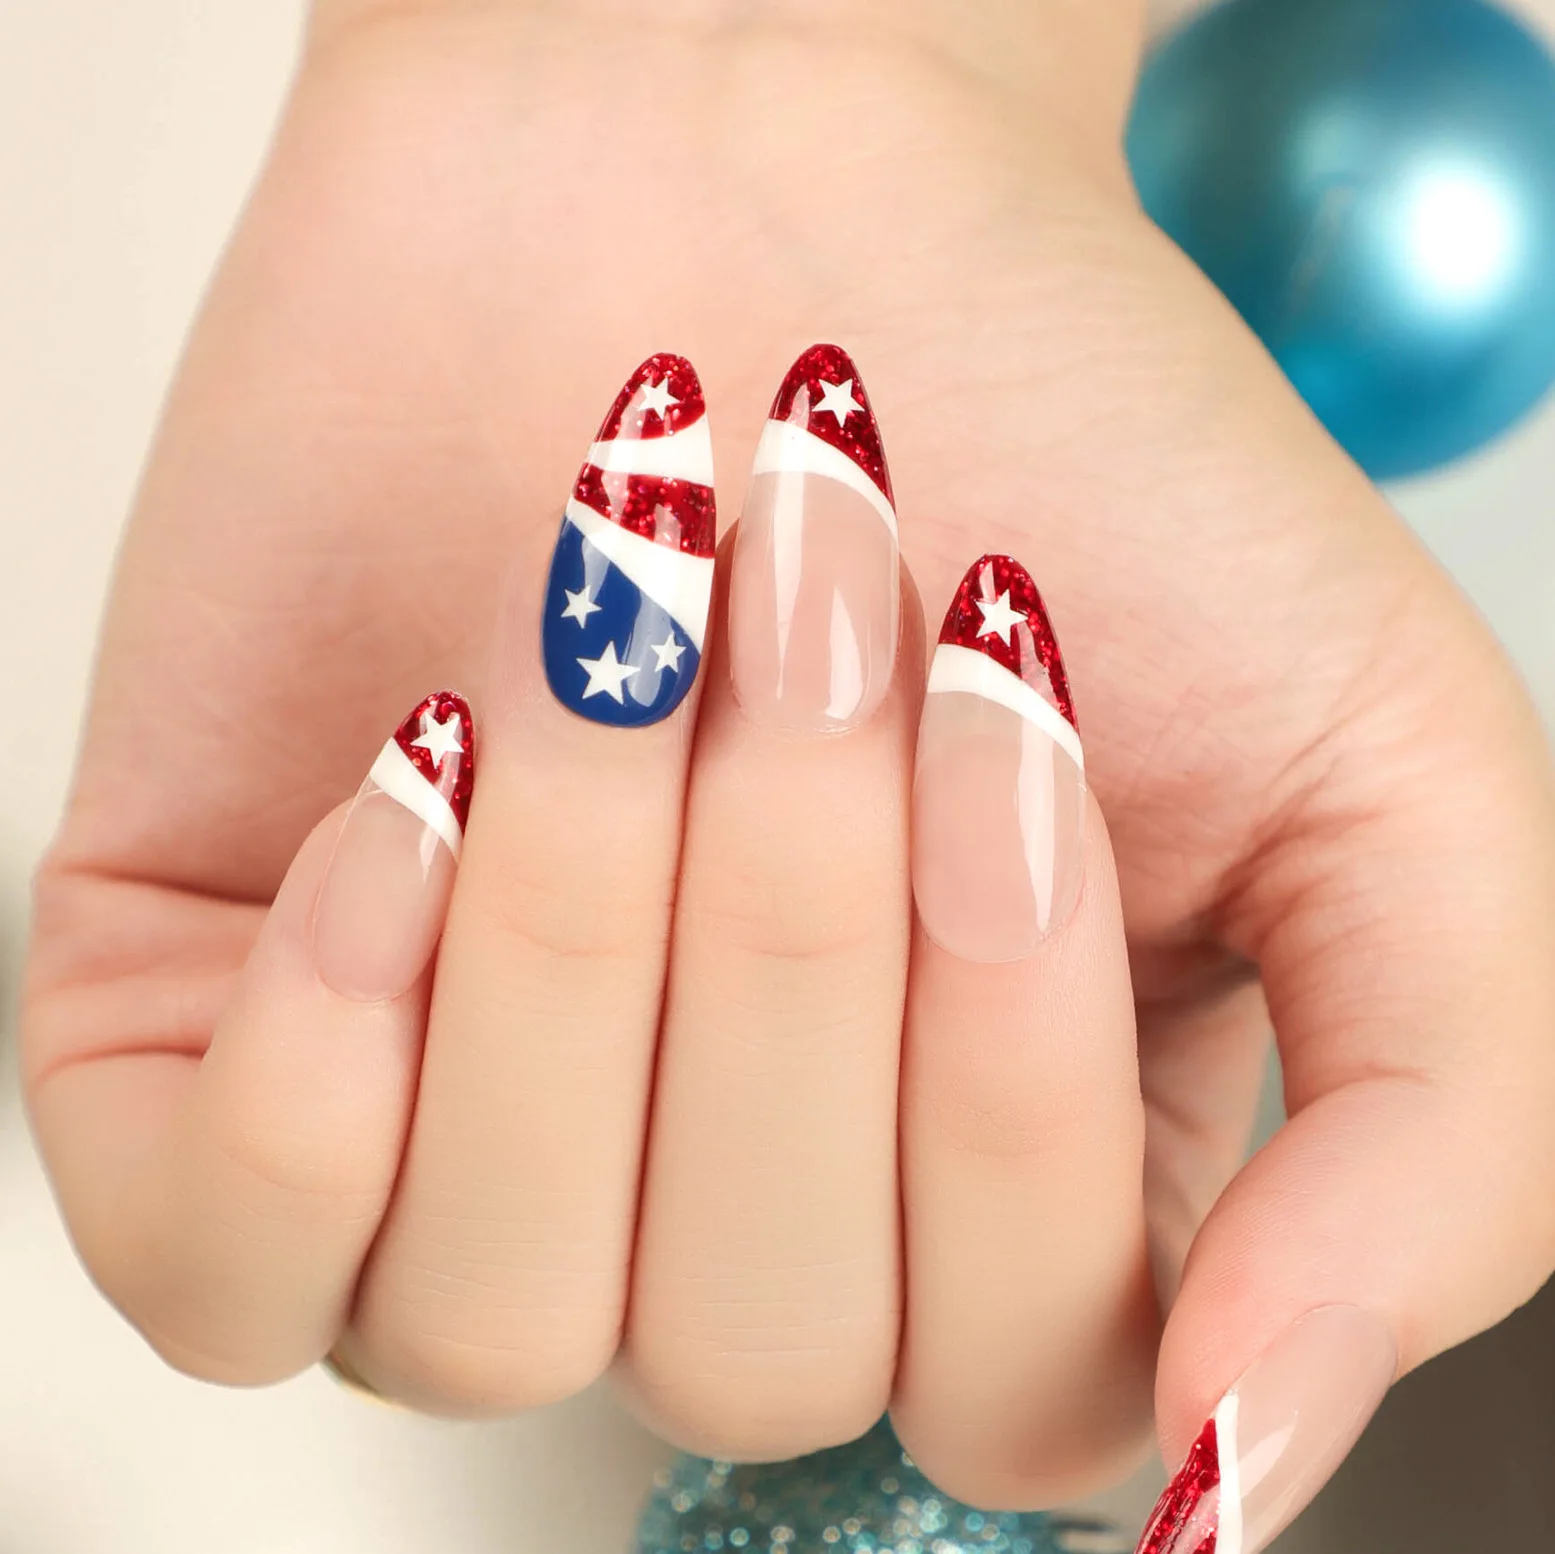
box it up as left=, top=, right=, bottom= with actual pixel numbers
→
left=23, top=691, right=475, bottom=1382
left=890, top=554, right=1157, bottom=1508
left=344, top=356, right=716, bottom=1412
left=1138, top=975, right=1272, bottom=1307
left=1137, top=600, right=1555, bottom=1554
left=627, top=346, right=914, bottom=1459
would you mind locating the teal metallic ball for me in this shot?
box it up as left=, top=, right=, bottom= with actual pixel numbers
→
left=1128, top=0, right=1555, bottom=480
left=632, top=1419, right=1127, bottom=1554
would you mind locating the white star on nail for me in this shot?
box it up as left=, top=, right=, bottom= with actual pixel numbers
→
left=577, top=641, right=640, bottom=702
left=561, top=585, right=601, bottom=626
left=650, top=636, right=686, bottom=673
left=974, top=589, right=1027, bottom=646
left=813, top=377, right=864, bottom=427
left=637, top=377, right=680, bottom=420
left=410, top=709, right=465, bottom=768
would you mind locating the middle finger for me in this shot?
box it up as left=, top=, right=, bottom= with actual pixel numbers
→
left=627, top=346, right=916, bottom=1459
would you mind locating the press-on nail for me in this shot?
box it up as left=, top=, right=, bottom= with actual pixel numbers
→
left=729, top=344, right=899, bottom=732
left=912, top=555, right=1085, bottom=963
left=313, top=691, right=474, bottom=1002
left=1135, top=1307, right=1397, bottom=1554
left=542, top=355, right=716, bottom=728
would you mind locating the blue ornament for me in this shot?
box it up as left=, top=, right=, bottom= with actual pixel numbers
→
left=1127, top=0, right=1555, bottom=480
left=633, top=1418, right=1127, bottom=1554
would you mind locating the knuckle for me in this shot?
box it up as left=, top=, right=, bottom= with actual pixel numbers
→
left=378, top=1321, right=615, bottom=1416
left=892, top=1406, right=1155, bottom=1512
left=63, top=1188, right=327, bottom=1392
left=210, top=1107, right=387, bottom=1221
left=920, top=1083, right=1064, bottom=1167
left=630, top=1315, right=896, bottom=1462
left=92, top=1247, right=312, bottom=1388
left=466, top=828, right=665, bottom=967
left=681, top=881, right=886, bottom=969
left=365, top=1289, right=621, bottom=1416
left=137, top=1319, right=304, bottom=1389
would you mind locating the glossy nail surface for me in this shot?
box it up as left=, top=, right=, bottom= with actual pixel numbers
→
left=314, top=691, right=475, bottom=1002
left=1136, top=1307, right=1397, bottom=1554
left=912, top=555, right=1084, bottom=963
left=729, top=344, right=899, bottom=731
left=543, top=354, right=716, bottom=728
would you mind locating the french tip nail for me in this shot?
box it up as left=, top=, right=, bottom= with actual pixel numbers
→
left=382, top=690, right=477, bottom=843
left=770, top=343, right=894, bottom=505
left=913, top=554, right=1086, bottom=962
left=728, top=345, right=901, bottom=733
left=596, top=353, right=708, bottom=444
left=938, top=554, right=1079, bottom=736
left=313, top=691, right=475, bottom=1003
left=1135, top=1307, right=1398, bottom=1554
left=543, top=356, right=716, bottom=728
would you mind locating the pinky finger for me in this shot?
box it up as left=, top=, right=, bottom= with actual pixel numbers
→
left=24, top=692, right=475, bottom=1384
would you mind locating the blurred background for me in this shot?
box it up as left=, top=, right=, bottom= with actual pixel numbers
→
left=1, top=2, right=1552, bottom=1550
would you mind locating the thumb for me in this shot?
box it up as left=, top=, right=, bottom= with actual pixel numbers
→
left=1137, top=591, right=1555, bottom=1554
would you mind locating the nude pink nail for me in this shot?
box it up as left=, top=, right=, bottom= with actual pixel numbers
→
left=728, top=344, right=899, bottom=732
left=1135, top=1307, right=1397, bottom=1554
left=313, top=691, right=475, bottom=1002
left=912, top=555, right=1085, bottom=963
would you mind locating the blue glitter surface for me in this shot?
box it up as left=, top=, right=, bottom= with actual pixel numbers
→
left=633, top=1418, right=1128, bottom=1554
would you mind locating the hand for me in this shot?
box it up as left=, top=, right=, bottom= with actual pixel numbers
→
left=23, top=2, right=1555, bottom=1544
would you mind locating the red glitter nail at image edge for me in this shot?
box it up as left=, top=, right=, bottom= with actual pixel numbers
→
left=1135, top=1418, right=1222, bottom=1554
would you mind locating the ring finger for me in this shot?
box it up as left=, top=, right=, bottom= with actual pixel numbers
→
left=892, top=555, right=1158, bottom=1507
left=343, top=355, right=718, bottom=1411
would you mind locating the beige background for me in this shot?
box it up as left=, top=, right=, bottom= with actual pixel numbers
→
left=1, top=3, right=1552, bottom=1551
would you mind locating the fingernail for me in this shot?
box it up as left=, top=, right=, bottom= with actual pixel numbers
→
left=1136, top=1307, right=1398, bottom=1554
left=313, top=691, right=475, bottom=1002
left=542, top=354, right=716, bottom=728
left=728, top=344, right=899, bottom=731
left=911, top=554, right=1085, bottom=963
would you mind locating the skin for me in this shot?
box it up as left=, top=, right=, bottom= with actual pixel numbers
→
left=21, top=0, right=1555, bottom=1515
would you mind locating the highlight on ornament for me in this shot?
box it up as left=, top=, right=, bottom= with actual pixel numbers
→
left=1127, top=0, right=1555, bottom=481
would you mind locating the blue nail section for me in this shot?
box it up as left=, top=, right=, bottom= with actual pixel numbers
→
left=542, top=353, right=716, bottom=729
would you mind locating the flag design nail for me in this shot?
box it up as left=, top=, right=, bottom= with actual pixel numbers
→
left=542, top=354, right=716, bottom=728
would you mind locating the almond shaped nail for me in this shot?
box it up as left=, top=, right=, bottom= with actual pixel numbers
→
left=542, top=354, right=716, bottom=728
left=912, top=555, right=1085, bottom=963
left=1135, top=1307, right=1397, bottom=1554
left=313, top=691, right=475, bottom=1002
left=729, top=344, right=900, bottom=733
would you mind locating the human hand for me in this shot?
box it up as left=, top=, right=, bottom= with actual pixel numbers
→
left=22, top=3, right=1555, bottom=1547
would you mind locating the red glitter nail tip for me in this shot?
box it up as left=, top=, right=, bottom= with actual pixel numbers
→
left=545, top=356, right=716, bottom=727
left=571, top=354, right=717, bottom=558
left=1135, top=1418, right=1223, bottom=1554
left=770, top=343, right=893, bottom=505
left=594, top=352, right=707, bottom=442
left=938, top=554, right=1078, bottom=731
left=390, top=690, right=476, bottom=833
left=571, top=465, right=717, bottom=557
